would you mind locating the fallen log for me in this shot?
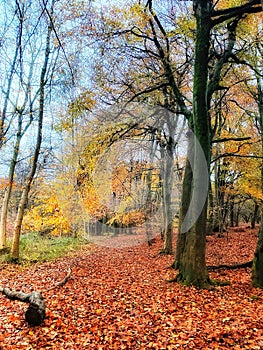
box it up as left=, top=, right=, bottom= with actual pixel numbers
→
left=0, top=287, right=45, bottom=326
left=0, top=267, right=72, bottom=326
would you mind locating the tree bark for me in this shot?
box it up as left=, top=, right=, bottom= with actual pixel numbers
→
left=252, top=63, right=263, bottom=287
left=0, top=50, right=34, bottom=250
left=0, top=188, right=11, bottom=250
left=0, top=4, right=22, bottom=148
left=251, top=202, right=259, bottom=229
left=175, top=130, right=194, bottom=267
left=176, top=0, right=212, bottom=287
left=161, top=136, right=175, bottom=254
left=0, top=2, right=25, bottom=248
left=252, top=210, right=263, bottom=288
left=0, top=118, right=23, bottom=250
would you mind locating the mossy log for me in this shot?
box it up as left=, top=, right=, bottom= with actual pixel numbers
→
left=0, top=287, right=45, bottom=326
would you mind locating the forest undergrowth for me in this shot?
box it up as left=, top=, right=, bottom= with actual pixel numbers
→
left=0, top=225, right=262, bottom=349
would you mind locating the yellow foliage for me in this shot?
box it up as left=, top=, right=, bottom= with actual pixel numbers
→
left=68, top=90, right=96, bottom=117
left=23, top=185, right=71, bottom=236
left=77, top=123, right=162, bottom=227
left=215, top=0, right=248, bottom=10
left=54, top=91, right=96, bottom=132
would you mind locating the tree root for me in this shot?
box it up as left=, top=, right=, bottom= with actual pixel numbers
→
left=207, top=260, right=253, bottom=270
left=158, top=248, right=173, bottom=255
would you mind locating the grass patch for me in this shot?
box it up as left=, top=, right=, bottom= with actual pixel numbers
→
left=1, top=232, right=90, bottom=265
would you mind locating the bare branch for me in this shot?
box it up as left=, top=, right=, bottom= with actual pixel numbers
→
left=212, top=153, right=263, bottom=163
left=41, top=0, right=75, bottom=86
left=212, top=136, right=251, bottom=143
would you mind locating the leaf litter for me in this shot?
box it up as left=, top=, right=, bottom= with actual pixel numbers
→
left=0, top=225, right=262, bottom=349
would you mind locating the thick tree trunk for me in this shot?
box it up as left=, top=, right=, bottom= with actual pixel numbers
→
left=252, top=211, right=263, bottom=288
left=252, top=73, right=263, bottom=287
left=177, top=208, right=209, bottom=287
left=177, top=150, right=210, bottom=287
left=176, top=0, right=211, bottom=287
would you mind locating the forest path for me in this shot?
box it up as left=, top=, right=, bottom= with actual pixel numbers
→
left=0, top=227, right=262, bottom=349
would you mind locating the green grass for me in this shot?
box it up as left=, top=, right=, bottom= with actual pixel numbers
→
left=1, top=232, right=90, bottom=265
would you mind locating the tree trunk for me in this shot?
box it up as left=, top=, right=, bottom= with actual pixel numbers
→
left=0, top=119, right=23, bottom=250
left=10, top=3, right=54, bottom=261
left=176, top=0, right=211, bottom=287
left=0, top=46, right=35, bottom=250
left=0, top=188, right=11, bottom=250
left=207, top=180, right=214, bottom=234
left=177, top=135, right=210, bottom=286
left=175, top=130, right=194, bottom=267
left=229, top=197, right=235, bottom=227
left=11, top=186, right=31, bottom=260
left=161, top=137, right=175, bottom=254
left=252, top=210, right=263, bottom=288
left=0, top=3, right=25, bottom=247
left=0, top=7, right=22, bottom=148
left=251, top=202, right=259, bottom=229
left=252, top=64, right=263, bottom=287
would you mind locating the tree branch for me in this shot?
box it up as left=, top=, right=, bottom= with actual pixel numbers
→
left=0, top=268, right=72, bottom=326
left=212, top=136, right=251, bottom=143
left=208, top=16, right=240, bottom=103
left=0, top=288, right=45, bottom=326
left=127, top=83, right=169, bottom=103
left=145, top=0, right=192, bottom=120
left=212, top=153, right=263, bottom=163
left=211, top=0, right=262, bottom=26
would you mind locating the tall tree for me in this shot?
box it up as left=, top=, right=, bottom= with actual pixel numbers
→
left=176, top=0, right=262, bottom=287
left=0, top=0, right=37, bottom=250
left=250, top=40, right=263, bottom=286
left=10, top=0, right=57, bottom=260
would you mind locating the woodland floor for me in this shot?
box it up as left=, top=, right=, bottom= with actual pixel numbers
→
left=0, top=225, right=263, bottom=349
